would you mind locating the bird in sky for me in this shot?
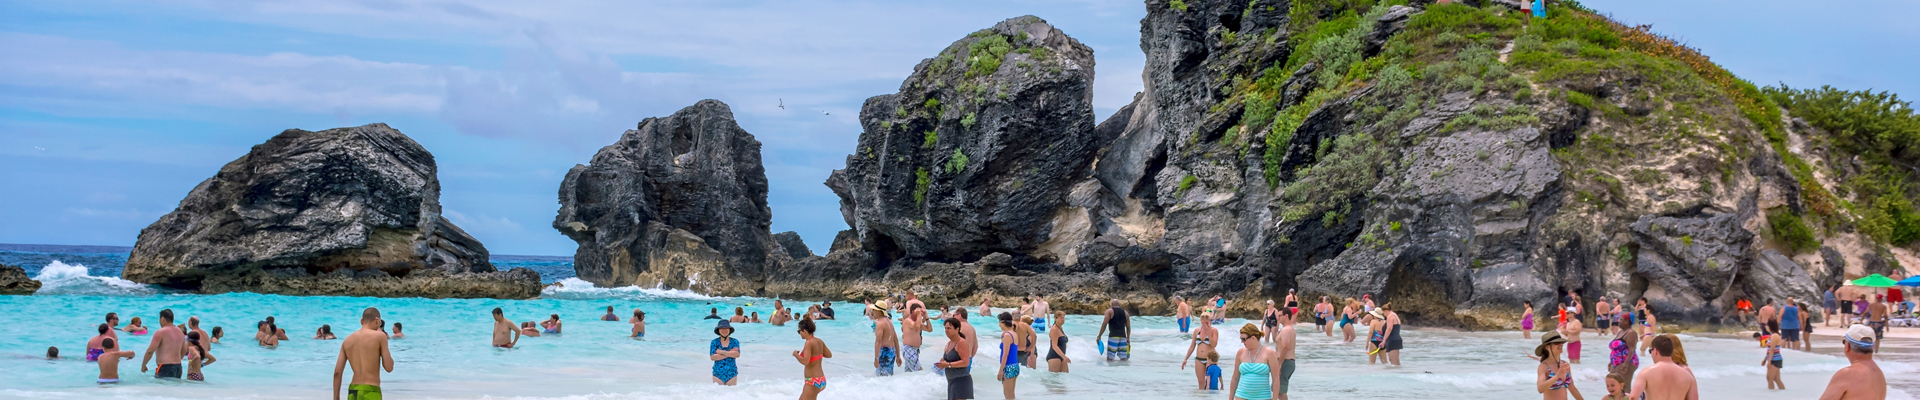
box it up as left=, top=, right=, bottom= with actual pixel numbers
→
left=778, top=99, right=785, bottom=110
left=823, top=110, right=830, bottom=115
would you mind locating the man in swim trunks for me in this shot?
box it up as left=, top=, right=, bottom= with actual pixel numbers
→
left=139, top=309, right=186, bottom=379
left=1096, top=299, right=1131, bottom=361
left=1868, top=296, right=1890, bottom=350
left=1757, top=299, right=1777, bottom=335
left=1627, top=335, right=1698, bottom=400
left=1817, top=324, right=1887, bottom=400
left=1595, top=296, right=1613, bottom=335
left=187, top=317, right=210, bottom=346
left=870, top=301, right=900, bottom=376
left=490, top=307, right=519, bottom=348
left=1275, top=307, right=1299, bottom=399
left=334, top=307, right=393, bottom=400
left=1031, top=294, right=1051, bottom=333
left=902, top=302, right=929, bottom=372
left=1174, top=296, right=1193, bottom=333
left=95, top=337, right=133, bottom=384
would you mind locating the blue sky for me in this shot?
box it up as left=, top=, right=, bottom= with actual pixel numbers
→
left=1, top=0, right=1914, bottom=256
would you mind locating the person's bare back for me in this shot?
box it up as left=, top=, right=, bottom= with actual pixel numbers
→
left=334, top=308, right=393, bottom=400
left=1633, top=362, right=1697, bottom=400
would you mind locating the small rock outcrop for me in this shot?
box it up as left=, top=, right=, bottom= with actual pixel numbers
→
left=124, top=124, right=540, bottom=298
left=554, top=100, right=781, bottom=295
left=0, top=264, right=40, bottom=295
left=774, top=231, right=814, bottom=260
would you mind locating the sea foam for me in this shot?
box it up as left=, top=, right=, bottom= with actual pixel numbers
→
left=539, top=278, right=722, bottom=301
left=29, top=260, right=155, bottom=296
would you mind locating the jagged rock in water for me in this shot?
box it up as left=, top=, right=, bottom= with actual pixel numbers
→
left=0, top=264, right=40, bottom=295
left=774, top=231, right=814, bottom=260
left=554, top=100, right=780, bottom=296
left=1743, top=249, right=1822, bottom=307
left=833, top=16, right=1101, bottom=264
left=123, top=124, right=539, bottom=299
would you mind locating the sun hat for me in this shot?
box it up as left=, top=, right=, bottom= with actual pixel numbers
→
left=714, top=320, right=734, bottom=336
left=1534, top=331, right=1569, bottom=359
left=1368, top=309, right=1386, bottom=320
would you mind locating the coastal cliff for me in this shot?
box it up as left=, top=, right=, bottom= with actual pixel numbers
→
left=124, top=123, right=541, bottom=299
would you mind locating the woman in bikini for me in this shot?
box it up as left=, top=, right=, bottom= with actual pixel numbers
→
left=630, top=309, right=646, bottom=338
left=996, top=312, right=1021, bottom=399
left=1760, top=331, right=1785, bottom=390
left=1534, top=332, right=1583, bottom=400
left=1181, top=312, right=1220, bottom=389
left=1366, top=310, right=1386, bottom=364
left=1045, top=310, right=1070, bottom=373
left=793, top=318, right=832, bottom=400
left=936, top=317, right=975, bottom=400
left=184, top=331, right=216, bottom=381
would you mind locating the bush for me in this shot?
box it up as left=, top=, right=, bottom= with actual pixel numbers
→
left=1170, top=0, right=1188, bottom=11
left=1767, top=210, right=1820, bottom=254
left=1280, top=132, right=1388, bottom=222
left=923, top=130, right=938, bottom=148
left=1177, top=175, right=1198, bottom=196
left=924, top=98, right=940, bottom=111
left=966, top=34, right=1013, bottom=78
left=945, top=149, right=969, bottom=173
left=961, top=112, right=977, bottom=129
left=914, top=168, right=931, bottom=207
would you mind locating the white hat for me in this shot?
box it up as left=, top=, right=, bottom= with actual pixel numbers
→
left=1844, top=324, right=1877, bottom=349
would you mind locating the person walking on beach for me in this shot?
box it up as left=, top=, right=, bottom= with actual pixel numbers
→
left=1817, top=324, right=1887, bottom=400
left=904, top=303, right=930, bottom=372
left=871, top=301, right=901, bottom=376
left=1230, top=324, right=1278, bottom=400
left=1628, top=335, right=1698, bottom=400
left=1096, top=299, right=1131, bottom=362
left=1823, top=288, right=1839, bottom=327
left=139, top=309, right=186, bottom=379
left=94, top=338, right=133, bottom=384
left=794, top=318, right=832, bottom=399
left=711, top=320, right=742, bottom=385
left=1181, top=312, right=1220, bottom=389
left=1045, top=310, right=1070, bottom=373
left=630, top=310, right=647, bottom=338
left=491, top=308, right=519, bottom=349
left=333, top=307, right=393, bottom=400
left=1175, top=296, right=1193, bottom=334
left=937, top=317, right=975, bottom=400
left=1275, top=308, right=1299, bottom=399
left=1314, top=297, right=1334, bottom=336
left=1522, top=301, right=1537, bottom=339
left=995, top=313, right=1022, bottom=399
left=1534, top=331, right=1584, bottom=400
left=184, top=331, right=216, bottom=381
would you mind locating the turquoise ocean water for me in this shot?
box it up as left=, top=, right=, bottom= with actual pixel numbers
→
left=0, top=245, right=1907, bottom=399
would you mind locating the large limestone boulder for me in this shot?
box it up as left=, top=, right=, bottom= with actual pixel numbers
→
left=0, top=264, right=40, bottom=295
left=124, top=124, right=539, bottom=298
left=554, top=100, right=780, bottom=295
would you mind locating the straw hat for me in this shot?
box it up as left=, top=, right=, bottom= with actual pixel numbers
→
left=1533, top=331, right=1568, bottom=359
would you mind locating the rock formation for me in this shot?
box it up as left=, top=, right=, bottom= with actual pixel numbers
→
left=554, top=100, right=782, bottom=295
left=0, top=264, right=40, bottom=295
left=124, top=124, right=540, bottom=299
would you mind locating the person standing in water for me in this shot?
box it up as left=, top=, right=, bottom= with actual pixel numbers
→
left=1340, top=298, right=1359, bottom=342
left=1274, top=308, right=1299, bottom=399
left=1564, top=314, right=1584, bottom=364
left=1627, top=335, right=1698, bottom=400
left=1365, top=309, right=1386, bottom=364
left=491, top=308, right=519, bottom=349
left=1261, top=300, right=1282, bottom=344
left=1637, top=299, right=1658, bottom=354
left=332, top=307, right=393, bottom=400
left=1822, top=288, right=1839, bottom=328
left=793, top=318, right=832, bottom=399
left=1018, top=316, right=1039, bottom=369
left=86, top=323, right=113, bottom=361
left=996, top=313, right=1021, bottom=399
left=1780, top=299, right=1803, bottom=351
left=1535, top=331, right=1584, bottom=400
left=1045, top=310, right=1070, bottom=373
left=1313, top=297, right=1334, bottom=336
left=871, top=301, right=901, bottom=376
left=937, top=317, right=975, bottom=400
left=1030, top=295, right=1051, bottom=334
left=771, top=300, right=790, bottom=326
left=1181, top=312, right=1220, bottom=389
left=184, top=331, right=216, bottom=381
left=978, top=298, right=992, bottom=318
left=1607, top=326, right=1641, bottom=387
left=1174, top=296, right=1193, bottom=333
left=94, top=338, right=133, bottom=384
left=1757, top=331, right=1784, bottom=390
left=904, top=303, right=930, bottom=373
left=1231, top=323, right=1278, bottom=400
left=711, top=320, right=741, bottom=385
left=1096, top=299, right=1131, bottom=362
left=1382, top=305, right=1405, bottom=366
left=390, top=323, right=403, bottom=339
left=1758, top=299, right=1777, bottom=335
left=1817, top=324, right=1886, bottom=400
left=630, top=310, right=647, bottom=338
left=1284, top=289, right=1300, bottom=318
left=139, top=309, right=186, bottom=379
left=1521, top=301, right=1537, bottom=339
left=601, top=306, right=619, bottom=321
left=1595, top=297, right=1614, bottom=335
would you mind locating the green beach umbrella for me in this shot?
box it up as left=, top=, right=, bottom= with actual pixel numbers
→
left=1850, top=274, right=1899, bottom=288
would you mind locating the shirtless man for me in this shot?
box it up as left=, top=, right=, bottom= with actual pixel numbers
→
left=902, top=303, right=930, bottom=372
left=870, top=301, right=901, bottom=376
left=1757, top=300, right=1778, bottom=335
left=1628, top=335, right=1698, bottom=400
left=904, top=290, right=926, bottom=315
left=1276, top=308, right=1300, bottom=399
left=1868, top=296, right=1890, bottom=350
left=139, top=309, right=186, bottom=379
left=95, top=338, right=134, bottom=384
left=333, top=307, right=394, bottom=400
left=490, top=307, right=519, bottom=348
left=1174, top=296, right=1194, bottom=334
left=1595, top=297, right=1614, bottom=335
left=771, top=300, right=790, bottom=326
left=1563, top=314, right=1584, bottom=364
left=187, top=317, right=209, bottom=345
left=1031, top=295, right=1052, bottom=334
left=1818, top=324, right=1887, bottom=400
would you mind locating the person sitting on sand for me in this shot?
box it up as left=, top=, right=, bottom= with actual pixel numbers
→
left=390, top=323, right=404, bottom=339
left=316, top=325, right=339, bottom=340
left=630, top=310, right=647, bottom=338
left=541, top=314, right=562, bottom=334
left=601, top=306, right=620, bottom=322
left=124, top=317, right=148, bottom=335
left=491, top=307, right=519, bottom=348
left=95, top=338, right=134, bottom=384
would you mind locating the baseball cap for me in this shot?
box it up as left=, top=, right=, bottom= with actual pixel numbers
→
left=1844, top=324, right=1877, bottom=348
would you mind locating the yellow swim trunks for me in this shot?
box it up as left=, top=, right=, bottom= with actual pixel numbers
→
left=348, top=384, right=381, bottom=400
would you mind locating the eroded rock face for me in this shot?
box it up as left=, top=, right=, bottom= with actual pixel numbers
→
left=833, top=16, right=1099, bottom=265
left=554, top=100, right=780, bottom=296
left=0, top=264, right=40, bottom=295
left=123, top=124, right=538, bottom=298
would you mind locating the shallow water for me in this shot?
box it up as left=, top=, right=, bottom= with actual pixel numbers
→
left=1, top=258, right=1909, bottom=399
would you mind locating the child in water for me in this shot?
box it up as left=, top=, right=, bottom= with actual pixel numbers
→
left=1600, top=371, right=1629, bottom=400
left=1204, top=351, right=1222, bottom=390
